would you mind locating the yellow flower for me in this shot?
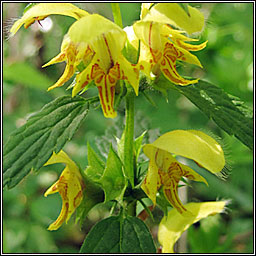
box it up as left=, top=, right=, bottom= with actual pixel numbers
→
left=10, top=3, right=88, bottom=36
left=158, top=201, right=228, bottom=253
left=141, top=130, right=225, bottom=215
left=43, top=14, right=139, bottom=118
left=130, top=3, right=207, bottom=85
left=44, top=150, right=84, bottom=231
left=10, top=3, right=139, bottom=118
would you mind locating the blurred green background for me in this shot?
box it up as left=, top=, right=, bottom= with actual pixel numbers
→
left=3, top=3, right=253, bottom=253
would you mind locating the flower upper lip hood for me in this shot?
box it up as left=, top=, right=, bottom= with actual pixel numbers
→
left=141, top=3, right=205, bottom=35
left=143, top=130, right=225, bottom=175
left=68, top=14, right=126, bottom=48
left=10, top=3, right=89, bottom=37
left=67, top=14, right=127, bottom=74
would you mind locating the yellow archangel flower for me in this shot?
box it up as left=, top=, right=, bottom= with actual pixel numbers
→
left=141, top=130, right=225, bottom=215
left=158, top=201, right=228, bottom=253
left=43, top=14, right=139, bottom=118
left=44, top=151, right=84, bottom=231
left=10, top=3, right=139, bottom=119
left=9, top=3, right=89, bottom=36
left=129, top=3, right=207, bottom=85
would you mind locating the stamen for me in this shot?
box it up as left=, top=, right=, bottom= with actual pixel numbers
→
left=37, top=19, right=43, bottom=27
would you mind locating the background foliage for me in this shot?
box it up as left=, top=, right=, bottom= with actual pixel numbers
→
left=3, top=2, right=253, bottom=253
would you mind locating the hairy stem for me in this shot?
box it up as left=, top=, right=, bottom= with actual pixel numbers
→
left=124, top=84, right=135, bottom=188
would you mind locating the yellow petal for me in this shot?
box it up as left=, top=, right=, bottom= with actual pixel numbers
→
left=68, top=14, right=126, bottom=51
left=44, top=151, right=84, bottom=230
left=154, top=148, right=208, bottom=186
left=162, top=38, right=203, bottom=67
left=141, top=158, right=160, bottom=205
left=42, top=35, right=72, bottom=68
left=44, top=150, right=78, bottom=174
left=47, top=198, right=69, bottom=231
left=42, top=52, right=67, bottom=68
left=137, top=42, right=155, bottom=78
left=92, top=63, right=118, bottom=118
left=163, top=186, right=191, bottom=216
left=143, top=3, right=205, bottom=35
left=72, top=61, right=94, bottom=97
left=175, top=39, right=208, bottom=52
left=154, top=149, right=198, bottom=215
left=118, top=56, right=139, bottom=95
left=44, top=180, right=59, bottom=197
left=145, top=130, right=225, bottom=175
left=133, top=21, right=162, bottom=51
left=153, top=148, right=207, bottom=215
left=76, top=58, right=120, bottom=118
left=158, top=201, right=227, bottom=253
left=47, top=43, right=76, bottom=91
left=159, top=43, right=199, bottom=85
left=140, top=3, right=154, bottom=19
left=67, top=14, right=127, bottom=75
left=180, top=163, right=208, bottom=186
left=10, top=3, right=88, bottom=36
left=65, top=169, right=84, bottom=221
left=161, top=25, right=199, bottom=42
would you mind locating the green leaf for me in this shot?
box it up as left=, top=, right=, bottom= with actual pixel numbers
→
left=121, top=216, right=156, bottom=253
left=3, top=96, right=90, bottom=189
left=77, top=145, right=105, bottom=224
left=154, top=77, right=253, bottom=150
left=79, top=215, right=156, bottom=253
left=134, top=131, right=147, bottom=162
left=84, top=143, right=105, bottom=183
left=76, top=177, right=104, bottom=226
left=156, top=189, right=170, bottom=216
left=142, top=91, right=157, bottom=107
left=175, top=80, right=253, bottom=150
left=100, top=146, right=126, bottom=202
left=3, top=62, right=53, bottom=90
left=117, top=132, right=125, bottom=163
left=80, top=216, right=121, bottom=253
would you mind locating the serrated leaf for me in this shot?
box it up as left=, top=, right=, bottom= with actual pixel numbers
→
left=154, top=77, right=253, bottom=150
left=79, top=215, right=156, bottom=253
left=175, top=80, right=253, bottom=150
left=3, top=96, right=89, bottom=189
left=100, top=146, right=126, bottom=202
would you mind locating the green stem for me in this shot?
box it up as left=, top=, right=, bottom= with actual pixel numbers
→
left=124, top=84, right=135, bottom=188
left=127, top=200, right=136, bottom=217
left=111, top=3, right=123, bottom=28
